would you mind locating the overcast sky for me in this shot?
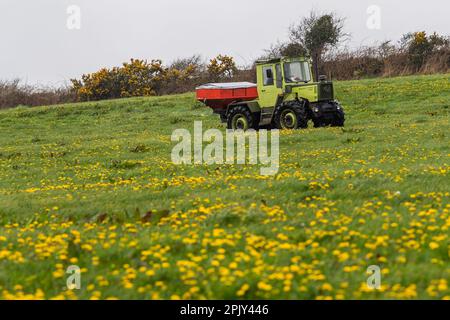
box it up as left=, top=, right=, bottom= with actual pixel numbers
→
left=0, top=0, right=448, bottom=85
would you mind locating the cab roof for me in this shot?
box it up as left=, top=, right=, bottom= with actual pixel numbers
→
left=255, top=58, right=281, bottom=65
left=255, top=56, right=310, bottom=65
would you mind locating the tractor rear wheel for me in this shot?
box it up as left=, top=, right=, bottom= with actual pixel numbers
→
left=227, top=106, right=257, bottom=130
left=273, top=101, right=308, bottom=130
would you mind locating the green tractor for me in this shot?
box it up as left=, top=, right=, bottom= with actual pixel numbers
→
left=196, top=56, right=345, bottom=130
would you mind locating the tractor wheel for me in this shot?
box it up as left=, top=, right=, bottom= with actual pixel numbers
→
left=273, top=101, right=308, bottom=130
left=227, top=106, right=257, bottom=130
left=331, top=108, right=345, bottom=127
left=313, top=103, right=345, bottom=128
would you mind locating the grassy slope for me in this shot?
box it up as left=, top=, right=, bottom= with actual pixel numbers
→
left=0, top=74, right=449, bottom=299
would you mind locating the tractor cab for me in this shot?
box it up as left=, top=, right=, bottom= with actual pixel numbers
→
left=256, top=57, right=334, bottom=107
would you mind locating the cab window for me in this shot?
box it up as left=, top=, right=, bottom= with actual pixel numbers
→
left=275, top=64, right=283, bottom=88
left=263, top=66, right=274, bottom=86
left=284, top=61, right=311, bottom=83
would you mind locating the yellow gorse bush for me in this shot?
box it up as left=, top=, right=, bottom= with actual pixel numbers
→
left=71, top=59, right=163, bottom=101
left=71, top=58, right=199, bottom=102
left=207, top=55, right=238, bottom=80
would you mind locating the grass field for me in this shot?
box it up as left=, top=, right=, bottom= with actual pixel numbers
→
left=0, top=74, right=449, bottom=300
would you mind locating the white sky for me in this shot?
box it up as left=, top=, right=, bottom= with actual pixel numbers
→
left=0, top=0, right=448, bottom=85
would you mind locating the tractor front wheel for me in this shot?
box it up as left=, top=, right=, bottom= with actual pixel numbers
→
left=227, top=106, right=257, bottom=130
left=331, top=108, right=345, bottom=127
left=312, top=102, right=345, bottom=128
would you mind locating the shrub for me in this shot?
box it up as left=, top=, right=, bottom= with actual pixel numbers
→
left=71, top=59, right=166, bottom=102
left=321, top=32, right=449, bottom=80
left=159, top=55, right=205, bottom=95
left=0, top=79, right=75, bottom=110
left=401, top=31, right=449, bottom=72
left=207, top=55, right=238, bottom=81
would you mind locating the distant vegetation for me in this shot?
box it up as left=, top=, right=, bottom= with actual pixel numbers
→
left=69, top=28, right=448, bottom=103
left=323, top=31, right=450, bottom=80
left=0, top=79, right=75, bottom=110
left=1, top=10, right=448, bottom=109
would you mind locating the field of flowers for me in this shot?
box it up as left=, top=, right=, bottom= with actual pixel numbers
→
left=0, top=74, right=448, bottom=300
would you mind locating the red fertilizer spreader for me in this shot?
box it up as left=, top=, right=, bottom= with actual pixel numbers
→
left=196, top=82, right=258, bottom=112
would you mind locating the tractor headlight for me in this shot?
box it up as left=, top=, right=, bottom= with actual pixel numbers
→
left=314, top=107, right=320, bottom=113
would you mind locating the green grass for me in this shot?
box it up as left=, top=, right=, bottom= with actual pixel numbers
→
left=0, top=74, right=449, bottom=300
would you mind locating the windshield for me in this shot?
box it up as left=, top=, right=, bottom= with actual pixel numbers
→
left=283, top=61, right=311, bottom=83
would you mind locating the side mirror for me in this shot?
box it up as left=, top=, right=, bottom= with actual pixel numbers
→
left=319, top=75, right=327, bottom=82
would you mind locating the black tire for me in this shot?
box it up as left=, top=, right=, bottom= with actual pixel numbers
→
left=313, top=120, right=323, bottom=128
left=227, top=105, right=258, bottom=130
left=313, top=103, right=345, bottom=128
left=273, top=101, right=308, bottom=130
left=331, top=109, right=345, bottom=127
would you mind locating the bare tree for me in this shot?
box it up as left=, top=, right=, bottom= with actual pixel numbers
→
left=170, top=55, right=205, bottom=74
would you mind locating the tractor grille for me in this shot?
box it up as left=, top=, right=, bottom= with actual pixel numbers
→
left=318, top=82, right=334, bottom=101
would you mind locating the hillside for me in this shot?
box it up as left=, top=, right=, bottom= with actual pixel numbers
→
left=0, top=74, right=449, bottom=299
